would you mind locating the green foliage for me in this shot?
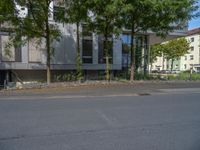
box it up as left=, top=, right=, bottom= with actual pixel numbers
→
left=61, top=0, right=90, bottom=81
left=54, top=72, right=77, bottom=82
left=163, top=38, right=190, bottom=60
left=64, top=0, right=89, bottom=23
left=16, top=0, right=61, bottom=42
left=2, top=0, right=63, bottom=84
left=163, top=38, right=190, bottom=71
left=76, top=53, right=83, bottom=81
left=122, top=0, right=198, bottom=80
left=151, top=38, right=190, bottom=71
left=149, top=0, right=199, bottom=37
left=87, top=0, right=124, bottom=81
left=1, top=0, right=199, bottom=83
left=88, top=0, right=124, bottom=35
left=150, top=44, right=163, bottom=64
left=0, top=0, right=15, bottom=23
left=167, top=72, right=200, bottom=81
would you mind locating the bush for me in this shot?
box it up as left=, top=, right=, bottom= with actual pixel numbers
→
left=53, top=71, right=77, bottom=82
left=167, top=72, right=200, bottom=81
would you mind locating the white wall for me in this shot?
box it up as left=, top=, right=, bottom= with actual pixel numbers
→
left=152, top=33, right=200, bottom=72
left=180, top=34, right=200, bottom=71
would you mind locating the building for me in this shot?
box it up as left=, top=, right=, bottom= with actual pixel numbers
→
left=181, top=28, right=200, bottom=72
left=151, top=27, right=200, bottom=73
left=0, top=1, right=187, bottom=86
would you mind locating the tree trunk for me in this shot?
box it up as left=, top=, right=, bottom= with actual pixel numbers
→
left=104, top=34, right=110, bottom=81
left=46, top=16, right=51, bottom=84
left=148, top=42, right=151, bottom=74
left=130, top=24, right=135, bottom=82
left=142, top=35, right=146, bottom=77
left=171, top=59, right=174, bottom=73
left=162, top=55, right=165, bottom=71
left=150, top=63, right=153, bottom=73
left=76, top=22, right=82, bottom=81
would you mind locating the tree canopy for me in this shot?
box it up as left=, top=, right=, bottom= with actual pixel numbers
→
left=151, top=38, right=190, bottom=71
left=87, top=0, right=124, bottom=81
left=163, top=38, right=190, bottom=61
left=122, top=0, right=199, bottom=81
left=64, top=0, right=90, bottom=81
left=0, top=0, right=15, bottom=23
left=11, top=0, right=62, bottom=84
left=150, top=44, right=163, bottom=65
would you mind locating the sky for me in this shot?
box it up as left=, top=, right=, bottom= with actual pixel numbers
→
left=188, top=1, right=200, bottom=30
left=189, top=17, right=200, bottom=29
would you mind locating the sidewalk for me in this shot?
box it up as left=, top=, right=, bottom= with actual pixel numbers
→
left=1, top=81, right=200, bottom=98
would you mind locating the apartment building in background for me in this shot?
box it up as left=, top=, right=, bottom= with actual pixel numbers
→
left=152, top=27, right=200, bottom=73
left=0, top=1, right=188, bottom=85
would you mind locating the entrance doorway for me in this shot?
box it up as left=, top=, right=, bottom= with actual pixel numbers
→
left=0, top=71, right=6, bottom=87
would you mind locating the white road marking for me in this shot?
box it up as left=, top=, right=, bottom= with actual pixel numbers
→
left=96, top=110, right=116, bottom=126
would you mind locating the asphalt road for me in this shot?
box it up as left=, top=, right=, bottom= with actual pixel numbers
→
left=0, top=90, right=200, bottom=150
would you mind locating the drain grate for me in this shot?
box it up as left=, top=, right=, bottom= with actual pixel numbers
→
left=138, top=93, right=151, bottom=96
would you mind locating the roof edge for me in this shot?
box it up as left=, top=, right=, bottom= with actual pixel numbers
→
left=187, top=27, right=200, bottom=36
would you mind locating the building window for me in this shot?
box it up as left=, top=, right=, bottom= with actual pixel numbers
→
left=190, top=55, right=194, bottom=60
left=28, top=39, right=44, bottom=62
left=98, top=35, right=113, bottom=64
left=190, top=46, right=194, bottom=51
left=122, top=34, right=131, bottom=54
left=15, top=46, right=22, bottom=62
left=82, top=25, right=93, bottom=64
left=191, top=37, right=194, bottom=42
left=122, top=34, right=131, bottom=67
left=53, top=6, right=65, bottom=21
left=82, top=25, right=92, bottom=37
left=185, top=56, right=187, bottom=60
left=98, top=38, right=113, bottom=64
left=184, top=64, right=187, bottom=69
left=82, top=39, right=93, bottom=64
left=0, top=35, right=22, bottom=62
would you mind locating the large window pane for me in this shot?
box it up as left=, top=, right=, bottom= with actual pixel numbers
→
left=28, top=39, right=43, bottom=62
left=15, top=46, right=22, bottom=62
left=53, top=6, right=65, bottom=21
left=82, top=25, right=93, bottom=64
left=1, top=36, right=15, bottom=61
left=98, top=37, right=113, bottom=64
left=122, top=34, right=131, bottom=67
left=82, top=39, right=93, bottom=64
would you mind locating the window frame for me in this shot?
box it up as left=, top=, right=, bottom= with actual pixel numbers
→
left=190, top=55, right=194, bottom=60
left=98, top=39, right=113, bottom=64
left=191, top=37, right=194, bottom=42
left=82, top=24, right=93, bottom=64
left=82, top=39, right=93, bottom=64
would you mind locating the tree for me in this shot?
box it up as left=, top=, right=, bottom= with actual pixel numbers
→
left=163, top=38, right=190, bottom=72
left=0, top=0, right=15, bottom=24
left=88, top=0, right=124, bottom=81
left=150, top=44, right=163, bottom=72
left=62, top=0, right=89, bottom=81
left=0, top=0, right=18, bottom=34
left=8, top=0, right=62, bottom=84
left=123, top=0, right=199, bottom=81
left=122, top=0, right=153, bottom=81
